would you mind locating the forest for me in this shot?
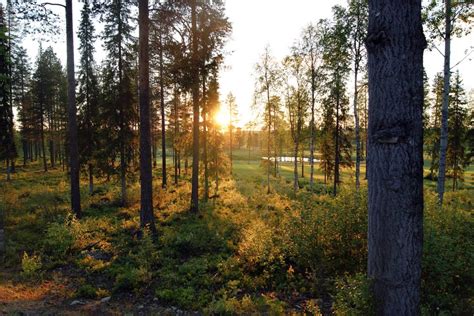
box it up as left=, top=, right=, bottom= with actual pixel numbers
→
left=0, top=0, right=473, bottom=315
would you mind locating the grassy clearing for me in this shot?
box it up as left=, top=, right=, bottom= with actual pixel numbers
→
left=0, top=157, right=473, bottom=314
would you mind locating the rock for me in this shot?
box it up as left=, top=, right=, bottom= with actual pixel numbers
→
left=101, top=297, right=111, bottom=303
left=70, top=300, right=85, bottom=306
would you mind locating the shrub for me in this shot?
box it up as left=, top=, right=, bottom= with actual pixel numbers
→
left=289, top=188, right=368, bottom=277
left=76, top=284, right=98, bottom=299
left=42, top=221, right=75, bottom=261
left=421, top=191, right=474, bottom=314
left=21, top=252, right=42, bottom=279
left=333, top=273, right=374, bottom=316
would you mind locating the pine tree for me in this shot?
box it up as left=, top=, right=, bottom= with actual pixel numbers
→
left=77, top=0, right=100, bottom=195
left=347, top=0, right=368, bottom=190
left=283, top=51, right=309, bottom=193
left=11, top=46, right=32, bottom=166
left=0, top=5, right=16, bottom=181
left=226, top=93, right=237, bottom=175
left=424, top=0, right=473, bottom=205
left=446, top=71, right=469, bottom=191
left=427, top=73, right=443, bottom=180
left=300, top=23, right=323, bottom=191
left=254, top=46, right=280, bottom=194
left=320, top=7, right=352, bottom=196
left=100, top=0, right=138, bottom=206
left=31, top=47, right=66, bottom=173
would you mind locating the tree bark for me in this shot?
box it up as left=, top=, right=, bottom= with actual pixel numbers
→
left=309, top=64, right=316, bottom=190
left=333, top=90, right=340, bottom=197
left=437, top=0, right=451, bottom=206
left=190, top=0, right=200, bottom=212
left=367, top=0, right=425, bottom=314
left=203, top=75, right=209, bottom=201
left=159, top=28, right=167, bottom=189
left=293, top=140, right=299, bottom=192
left=353, top=66, right=361, bottom=189
left=138, top=0, right=156, bottom=233
left=66, top=0, right=81, bottom=218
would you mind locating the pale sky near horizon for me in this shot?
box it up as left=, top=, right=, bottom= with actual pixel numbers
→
left=3, top=0, right=473, bottom=128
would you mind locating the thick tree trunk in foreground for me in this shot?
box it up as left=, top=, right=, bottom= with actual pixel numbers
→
left=138, top=0, right=156, bottom=233
left=190, top=0, right=199, bottom=212
left=367, top=0, right=425, bottom=314
left=437, top=0, right=451, bottom=206
left=66, top=0, right=82, bottom=218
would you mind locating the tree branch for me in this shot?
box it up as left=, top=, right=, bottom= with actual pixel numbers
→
left=41, top=2, right=66, bottom=9
left=451, top=47, right=474, bottom=70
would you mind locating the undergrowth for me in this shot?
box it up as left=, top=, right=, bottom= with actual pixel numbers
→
left=1, top=163, right=472, bottom=314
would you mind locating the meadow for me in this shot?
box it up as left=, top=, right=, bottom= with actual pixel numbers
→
left=0, top=152, right=473, bottom=314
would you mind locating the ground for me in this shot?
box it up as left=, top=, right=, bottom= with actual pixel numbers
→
left=0, top=149, right=472, bottom=315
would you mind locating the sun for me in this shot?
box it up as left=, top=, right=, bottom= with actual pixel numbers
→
left=213, top=105, right=230, bottom=130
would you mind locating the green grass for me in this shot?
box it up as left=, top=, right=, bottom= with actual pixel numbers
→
left=0, top=155, right=472, bottom=314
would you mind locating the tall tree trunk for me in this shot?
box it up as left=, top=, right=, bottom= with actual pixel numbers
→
left=309, top=66, right=316, bottom=190
left=229, top=102, right=233, bottom=176
left=118, top=0, right=127, bottom=206
left=40, top=112, right=48, bottom=172
left=174, top=87, right=179, bottom=185
left=6, top=158, right=10, bottom=181
left=203, top=75, right=209, bottom=201
left=88, top=163, right=94, bottom=195
left=353, top=66, right=361, bottom=189
left=333, top=91, right=340, bottom=197
left=159, top=29, right=167, bottom=189
left=49, top=139, right=55, bottom=168
left=190, top=0, right=200, bottom=212
left=0, top=207, right=4, bottom=263
left=138, top=0, right=156, bottom=233
left=22, top=140, right=27, bottom=167
left=301, top=148, right=304, bottom=178
left=266, top=76, right=271, bottom=194
left=293, top=140, right=298, bottom=192
left=437, top=0, right=451, bottom=206
left=66, top=0, right=82, bottom=218
left=367, top=0, right=425, bottom=313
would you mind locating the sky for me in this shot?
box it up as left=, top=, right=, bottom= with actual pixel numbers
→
left=3, top=0, right=474, bottom=128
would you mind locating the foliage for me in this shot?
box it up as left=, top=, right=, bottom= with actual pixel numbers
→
left=20, top=251, right=42, bottom=279
left=421, top=191, right=474, bottom=314
left=42, top=220, right=75, bottom=261
left=333, top=273, right=374, bottom=316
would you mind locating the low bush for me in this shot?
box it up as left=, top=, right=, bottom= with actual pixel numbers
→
left=21, top=252, right=42, bottom=280
left=333, top=273, right=374, bottom=315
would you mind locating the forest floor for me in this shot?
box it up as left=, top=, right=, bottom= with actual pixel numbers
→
left=1, top=151, right=473, bottom=315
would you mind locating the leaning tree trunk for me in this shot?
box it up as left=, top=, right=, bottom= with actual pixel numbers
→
left=138, top=0, right=156, bottom=233
left=190, top=0, right=200, bottom=213
left=367, top=0, right=425, bottom=314
left=437, top=0, right=451, bottom=206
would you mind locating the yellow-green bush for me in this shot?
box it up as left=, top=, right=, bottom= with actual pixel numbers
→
left=21, top=251, right=42, bottom=279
